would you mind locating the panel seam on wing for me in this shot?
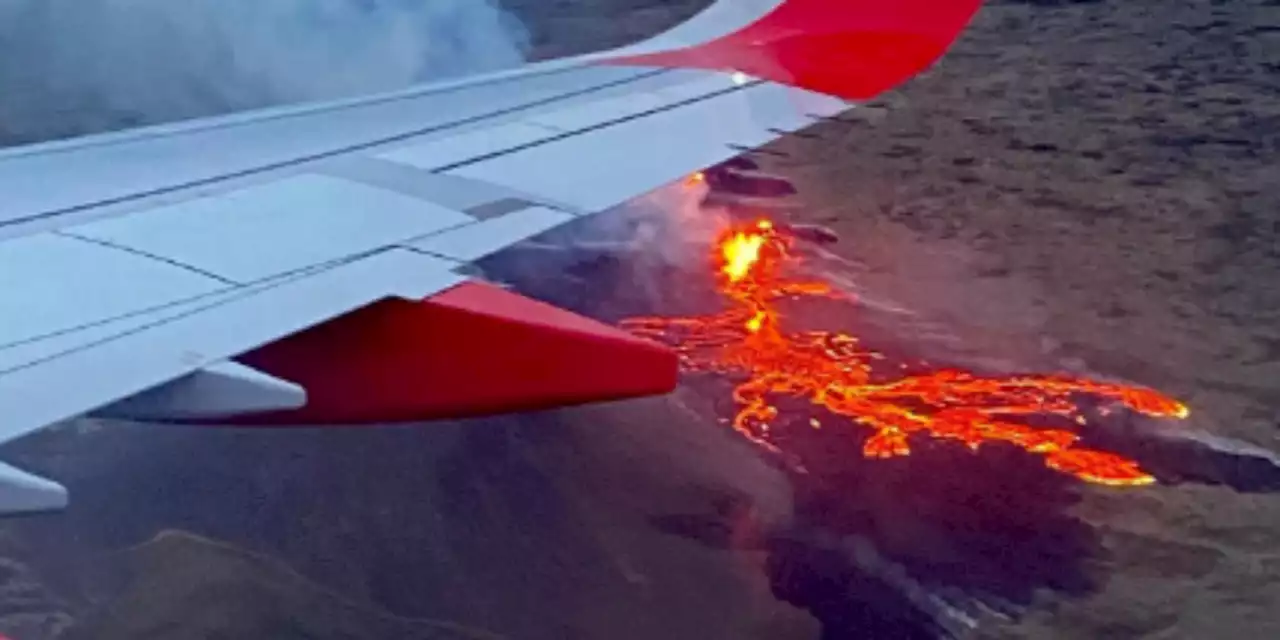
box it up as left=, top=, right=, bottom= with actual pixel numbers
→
left=0, top=69, right=673, bottom=232
left=0, top=246, right=410, bottom=358
left=0, top=249, right=400, bottom=376
left=55, top=230, right=241, bottom=286
left=0, top=62, right=632, bottom=162
left=430, top=77, right=765, bottom=175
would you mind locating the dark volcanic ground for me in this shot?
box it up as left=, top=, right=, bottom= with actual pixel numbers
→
left=755, top=1, right=1280, bottom=637
left=2, top=0, right=1280, bottom=638
left=543, top=3, right=1280, bottom=636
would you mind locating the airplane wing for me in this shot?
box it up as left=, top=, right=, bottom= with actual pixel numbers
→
left=0, top=0, right=982, bottom=513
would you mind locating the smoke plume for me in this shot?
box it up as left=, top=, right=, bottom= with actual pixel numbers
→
left=0, top=0, right=530, bottom=145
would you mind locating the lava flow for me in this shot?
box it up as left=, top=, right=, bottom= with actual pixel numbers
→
left=621, top=219, right=1189, bottom=486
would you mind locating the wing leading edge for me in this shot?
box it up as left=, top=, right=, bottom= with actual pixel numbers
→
left=0, top=0, right=982, bottom=513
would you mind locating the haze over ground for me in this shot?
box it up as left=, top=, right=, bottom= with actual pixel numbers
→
left=1, top=0, right=1278, bottom=638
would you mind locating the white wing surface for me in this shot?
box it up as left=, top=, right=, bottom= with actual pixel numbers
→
left=0, top=0, right=982, bottom=513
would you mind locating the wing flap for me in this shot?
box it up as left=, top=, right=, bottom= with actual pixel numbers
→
left=407, top=206, right=574, bottom=262
left=69, top=174, right=476, bottom=284
left=0, top=249, right=463, bottom=444
left=0, top=233, right=228, bottom=349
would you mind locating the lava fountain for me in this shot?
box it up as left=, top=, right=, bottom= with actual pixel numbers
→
left=620, top=219, right=1189, bottom=486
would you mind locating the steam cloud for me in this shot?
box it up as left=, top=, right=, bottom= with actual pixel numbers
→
left=0, top=0, right=530, bottom=145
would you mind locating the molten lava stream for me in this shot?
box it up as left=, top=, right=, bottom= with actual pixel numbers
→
left=620, top=220, right=1189, bottom=486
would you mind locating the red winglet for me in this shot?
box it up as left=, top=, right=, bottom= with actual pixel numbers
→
left=607, top=0, right=983, bottom=100
left=235, top=282, right=678, bottom=425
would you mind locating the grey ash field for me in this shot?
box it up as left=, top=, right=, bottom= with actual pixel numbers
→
left=1, top=0, right=1278, bottom=639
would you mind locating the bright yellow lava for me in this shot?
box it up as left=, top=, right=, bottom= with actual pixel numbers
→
left=721, top=231, right=767, bottom=282
left=621, top=219, right=1189, bottom=486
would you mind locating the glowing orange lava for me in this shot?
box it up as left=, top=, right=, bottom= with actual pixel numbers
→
left=621, top=220, right=1189, bottom=486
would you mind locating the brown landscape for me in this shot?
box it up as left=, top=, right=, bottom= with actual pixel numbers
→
left=507, top=0, right=1280, bottom=634
left=808, top=3, right=1279, bottom=639
left=772, top=1, right=1280, bottom=636
left=1, top=0, right=1278, bottom=638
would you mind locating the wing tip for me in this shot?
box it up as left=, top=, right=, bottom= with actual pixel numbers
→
left=235, top=281, right=678, bottom=425
left=603, top=0, right=985, bottom=100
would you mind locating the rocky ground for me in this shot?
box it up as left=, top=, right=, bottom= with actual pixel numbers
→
left=753, top=0, right=1280, bottom=637
left=1, top=0, right=1278, bottom=638
left=503, top=0, right=1280, bottom=636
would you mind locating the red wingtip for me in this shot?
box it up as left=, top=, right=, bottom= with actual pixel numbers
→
left=607, top=0, right=984, bottom=100
left=236, top=282, right=678, bottom=425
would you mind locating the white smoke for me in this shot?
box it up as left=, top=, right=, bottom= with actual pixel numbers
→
left=0, top=0, right=530, bottom=144
left=621, top=179, right=730, bottom=258
left=490, top=179, right=731, bottom=304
